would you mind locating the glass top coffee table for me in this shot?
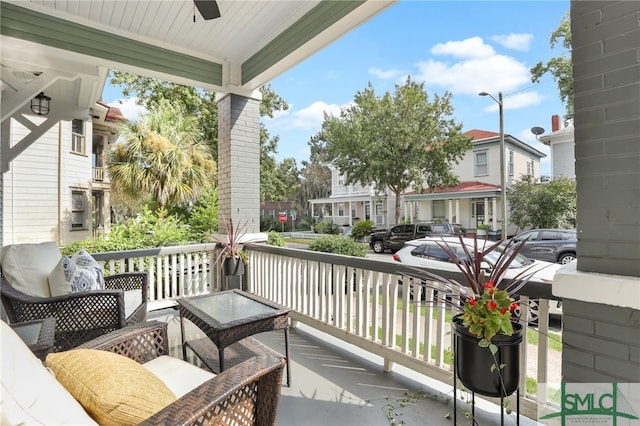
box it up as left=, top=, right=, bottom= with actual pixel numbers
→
left=178, top=289, right=291, bottom=385
left=10, top=317, right=56, bottom=361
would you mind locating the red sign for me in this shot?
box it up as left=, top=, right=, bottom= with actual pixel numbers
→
left=278, top=213, right=286, bottom=223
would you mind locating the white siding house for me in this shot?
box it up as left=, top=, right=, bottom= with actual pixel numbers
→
left=309, top=167, right=398, bottom=228
left=539, top=115, right=575, bottom=179
left=309, top=129, right=546, bottom=237
left=1, top=102, right=121, bottom=246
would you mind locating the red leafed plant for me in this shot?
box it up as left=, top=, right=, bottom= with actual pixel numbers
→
left=406, top=235, right=541, bottom=342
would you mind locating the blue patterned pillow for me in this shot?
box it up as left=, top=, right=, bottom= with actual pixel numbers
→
left=67, top=249, right=105, bottom=293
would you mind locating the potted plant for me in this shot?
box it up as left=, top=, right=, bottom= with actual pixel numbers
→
left=405, top=235, right=541, bottom=399
left=213, top=215, right=250, bottom=276
left=476, top=223, right=491, bottom=238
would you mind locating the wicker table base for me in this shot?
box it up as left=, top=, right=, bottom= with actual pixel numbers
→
left=186, top=335, right=283, bottom=375
left=178, top=290, right=291, bottom=386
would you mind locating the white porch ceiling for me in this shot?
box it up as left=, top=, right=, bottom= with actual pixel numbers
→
left=0, top=0, right=396, bottom=123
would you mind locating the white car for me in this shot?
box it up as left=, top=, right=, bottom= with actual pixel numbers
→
left=392, top=236, right=563, bottom=318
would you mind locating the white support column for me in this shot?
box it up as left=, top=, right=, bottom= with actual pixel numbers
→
left=491, top=197, right=498, bottom=231
left=447, top=199, right=453, bottom=223
left=455, top=199, right=460, bottom=225
left=483, top=198, right=489, bottom=225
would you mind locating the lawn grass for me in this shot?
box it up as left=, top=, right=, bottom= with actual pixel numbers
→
left=283, top=237, right=313, bottom=245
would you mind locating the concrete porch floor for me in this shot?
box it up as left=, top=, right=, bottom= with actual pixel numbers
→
left=149, top=308, right=543, bottom=426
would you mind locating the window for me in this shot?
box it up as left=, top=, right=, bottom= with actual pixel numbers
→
left=432, top=200, right=445, bottom=219
left=71, top=190, right=87, bottom=229
left=338, top=203, right=345, bottom=216
left=338, top=174, right=345, bottom=185
left=375, top=202, right=383, bottom=216
left=269, top=209, right=275, bottom=218
left=71, top=119, right=85, bottom=154
left=509, top=150, right=514, bottom=176
left=474, top=151, right=488, bottom=176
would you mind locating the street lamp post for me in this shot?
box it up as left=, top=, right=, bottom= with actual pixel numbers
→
left=479, top=91, right=507, bottom=240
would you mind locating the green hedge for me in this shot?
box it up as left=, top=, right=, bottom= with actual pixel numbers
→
left=308, top=236, right=367, bottom=257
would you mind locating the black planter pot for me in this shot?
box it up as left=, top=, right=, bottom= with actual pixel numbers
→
left=223, top=257, right=245, bottom=276
left=452, top=314, right=522, bottom=398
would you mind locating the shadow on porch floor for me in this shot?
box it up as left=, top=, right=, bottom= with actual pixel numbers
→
left=148, top=308, right=543, bottom=426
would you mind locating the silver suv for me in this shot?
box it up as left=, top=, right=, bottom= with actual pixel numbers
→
left=512, top=229, right=577, bottom=264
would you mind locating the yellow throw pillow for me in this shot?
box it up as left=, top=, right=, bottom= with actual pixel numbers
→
left=46, top=349, right=176, bottom=426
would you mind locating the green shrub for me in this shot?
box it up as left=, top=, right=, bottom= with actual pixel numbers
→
left=308, top=236, right=367, bottom=257
left=314, top=220, right=339, bottom=235
left=62, top=207, right=193, bottom=255
left=267, top=231, right=286, bottom=247
left=186, top=188, right=218, bottom=241
left=350, top=219, right=374, bottom=241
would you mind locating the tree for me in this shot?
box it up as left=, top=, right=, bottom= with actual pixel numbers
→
left=314, top=77, right=472, bottom=224
left=109, top=100, right=217, bottom=209
left=295, top=161, right=331, bottom=218
left=508, top=175, right=576, bottom=229
left=109, top=72, right=295, bottom=201
left=530, top=12, right=573, bottom=122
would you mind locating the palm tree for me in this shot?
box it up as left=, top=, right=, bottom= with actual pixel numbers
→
left=109, top=100, right=217, bottom=209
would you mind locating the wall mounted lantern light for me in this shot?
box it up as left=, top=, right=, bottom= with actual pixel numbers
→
left=30, top=92, right=51, bottom=116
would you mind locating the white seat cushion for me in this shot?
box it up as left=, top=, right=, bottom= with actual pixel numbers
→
left=0, top=320, right=97, bottom=425
left=143, top=356, right=215, bottom=398
left=0, top=242, right=61, bottom=297
left=124, top=290, right=143, bottom=319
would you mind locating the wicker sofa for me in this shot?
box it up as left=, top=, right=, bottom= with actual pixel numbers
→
left=0, top=241, right=147, bottom=351
left=1, top=320, right=286, bottom=425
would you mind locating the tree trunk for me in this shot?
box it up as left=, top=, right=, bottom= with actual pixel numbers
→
left=393, top=189, right=401, bottom=224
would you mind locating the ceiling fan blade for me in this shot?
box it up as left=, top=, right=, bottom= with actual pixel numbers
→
left=193, top=0, right=221, bottom=20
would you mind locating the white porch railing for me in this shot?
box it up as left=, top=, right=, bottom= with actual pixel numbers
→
left=245, top=244, right=560, bottom=421
left=92, top=242, right=560, bottom=421
left=92, top=243, right=221, bottom=311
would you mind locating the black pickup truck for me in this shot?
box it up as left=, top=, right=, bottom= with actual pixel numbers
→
left=369, top=223, right=466, bottom=253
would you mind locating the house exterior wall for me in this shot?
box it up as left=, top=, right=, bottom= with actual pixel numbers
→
left=550, top=140, right=575, bottom=179
left=455, top=145, right=499, bottom=184
left=60, top=119, right=93, bottom=245
left=2, top=117, right=60, bottom=243
left=2, top=115, right=104, bottom=246
left=555, top=0, right=640, bottom=386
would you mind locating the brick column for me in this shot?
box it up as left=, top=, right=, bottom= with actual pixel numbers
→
left=217, top=93, right=261, bottom=234
left=553, top=0, right=640, bottom=383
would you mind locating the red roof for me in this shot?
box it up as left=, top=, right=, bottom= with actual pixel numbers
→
left=96, top=100, right=124, bottom=121
left=464, top=129, right=511, bottom=141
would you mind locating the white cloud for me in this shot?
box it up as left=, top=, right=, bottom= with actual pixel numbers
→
left=481, top=91, right=545, bottom=113
left=430, top=37, right=495, bottom=59
left=272, top=101, right=346, bottom=131
left=415, top=55, right=531, bottom=95
left=108, top=97, right=146, bottom=121
left=490, top=33, right=534, bottom=51
left=369, top=67, right=406, bottom=79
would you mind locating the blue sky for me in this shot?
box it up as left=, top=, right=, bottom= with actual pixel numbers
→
left=103, top=1, right=570, bottom=177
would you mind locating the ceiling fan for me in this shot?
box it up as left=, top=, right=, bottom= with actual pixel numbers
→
left=193, top=0, right=221, bottom=20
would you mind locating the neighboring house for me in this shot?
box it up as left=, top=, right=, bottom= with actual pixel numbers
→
left=308, top=166, right=397, bottom=228
left=309, top=129, right=546, bottom=236
left=1, top=101, right=122, bottom=246
left=538, top=115, right=575, bottom=179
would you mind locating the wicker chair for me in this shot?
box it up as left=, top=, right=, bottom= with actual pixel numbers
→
left=77, top=321, right=285, bottom=426
left=1, top=272, right=148, bottom=351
